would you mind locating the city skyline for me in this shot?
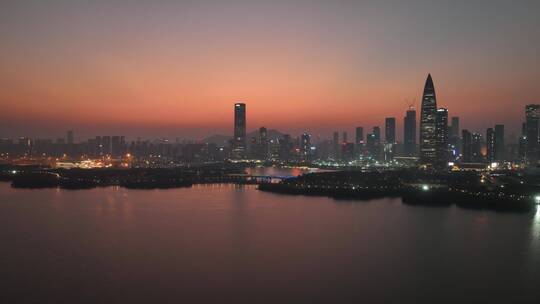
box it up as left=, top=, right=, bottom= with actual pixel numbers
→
left=2, top=2, right=540, bottom=303
left=1, top=0, right=539, bottom=140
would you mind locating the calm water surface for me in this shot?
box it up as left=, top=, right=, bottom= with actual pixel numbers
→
left=1, top=179, right=540, bottom=303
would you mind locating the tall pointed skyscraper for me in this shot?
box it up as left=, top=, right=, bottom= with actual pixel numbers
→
left=419, top=74, right=437, bottom=166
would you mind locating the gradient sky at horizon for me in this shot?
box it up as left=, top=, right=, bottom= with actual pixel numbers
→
left=1, top=0, right=539, bottom=141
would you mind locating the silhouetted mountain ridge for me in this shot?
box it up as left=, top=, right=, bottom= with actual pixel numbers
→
left=202, top=129, right=284, bottom=146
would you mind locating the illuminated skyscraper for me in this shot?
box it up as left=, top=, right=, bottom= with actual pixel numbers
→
left=372, top=126, right=381, bottom=160
left=472, top=132, right=483, bottom=162
left=449, top=117, right=460, bottom=159
left=486, top=128, right=495, bottom=162
left=404, top=109, right=416, bottom=157
left=384, top=118, right=396, bottom=161
left=419, top=74, right=437, bottom=166
left=355, top=127, right=364, bottom=145
left=232, top=103, right=247, bottom=159
left=435, top=108, right=448, bottom=167
left=300, top=133, right=311, bottom=160
left=525, top=104, right=539, bottom=165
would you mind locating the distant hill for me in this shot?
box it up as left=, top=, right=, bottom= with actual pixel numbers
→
left=202, top=129, right=284, bottom=146
left=201, top=134, right=231, bottom=146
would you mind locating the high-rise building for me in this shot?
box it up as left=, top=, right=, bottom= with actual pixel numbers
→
left=278, top=134, right=292, bottom=162
left=258, top=127, right=268, bottom=160
left=384, top=118, right=396, bottom=162
left=385, top=117, right=396, bottom=144
left=449, top=117, right=460, bottom=159
left=341, top=143, right=355, bottom=161
left=472, top=132, right=483, bottom=162
left=366, top=133, right=377, bottom=158
left=435, top=108, right=449, bottom=167
left=486, top=128, right=495, bottom=162
left=355, top=127, right=364, bottom=145
left=519, top=135, right=528, bottom=163
left=111, top=136, right=123, bottom=157
left=300, top=133, right=311, bottom=160
left=332, top=131, right=339, bottom=159
left=373, top=126, right=380, bottom=142
left=232, top=103, right=247, bottom=159
left=355, top=126, right=364, bottom=158
left=450, top=117, right=460, bottom=138
left=462, top=130, right=472, bottom=162
left=494, top=124, right=505, bottom=161
left=101, top=136, right=111, bottom=156
left=372, top=127, right=381, bottom=160
left=419, top=74, right=438, bottom=166
left=525, top=104, right=539, bottom=165
left=342, top=131, right=348, bottom=144
left=404, top=109, right=416, bottom=157
left=67, top=130, right=74, bottom=144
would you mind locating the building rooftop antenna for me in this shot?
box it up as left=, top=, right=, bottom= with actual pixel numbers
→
left=404, top=98, right=416, bottom=110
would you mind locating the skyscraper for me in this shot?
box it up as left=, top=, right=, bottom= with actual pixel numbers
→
left=355, top=127, right=364, bottom=145
left=486, top=128, right=495, bottom=162
left=419, top=74, right=437, bottom=166
left=372, top=126, right=381, bottom=160
left=450, top=117, right=460, bottom=139
left=111, top=136, right=123, bottom=157
left=472, top=132, right=483, bottom=162
left=300, top=133, right=311, bottom=160
left=525, top=104, right=539, bottom=165
left=494, top=124, right=505, bottom=161
left=366, top=133, right=377, bottom=158
left=449, top=117, right=460, bottom=159
left=373, top=126, right=380, bottom=142
left=462, top=130, right=472, bottom=162
left=278, top=134, right=292, bottom=162
left=385, top=117, right=396, bottom=144
left=355, top=126, right=364, bottom=158
left=404, top=109, right=416, bottom=157
left=258, top=127, right=268, bottom=160
left=332, top=131, right=339, bottom=159
left=232, top=103, right=247, bottom=159
left=435, top=108, right=448, bottom=167
left=342, top=131, right=348, bottom=144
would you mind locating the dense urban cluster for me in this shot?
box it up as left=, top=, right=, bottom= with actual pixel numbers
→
left=0, top=73, right=538, bottom=171
left=1, top=74, right=540, bottom=210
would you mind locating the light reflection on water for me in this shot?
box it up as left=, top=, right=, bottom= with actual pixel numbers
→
left=1, top=177, right=540, bottom=303
left=530, top=205, right=540, bottom=257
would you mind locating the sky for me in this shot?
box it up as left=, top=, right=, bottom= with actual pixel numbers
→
left=0, top=0, right=539, bottom=141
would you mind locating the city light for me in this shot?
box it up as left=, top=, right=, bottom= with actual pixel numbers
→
left=422, top=184, right=429, bottom=191
left=535, top=196, right=540, bottom=204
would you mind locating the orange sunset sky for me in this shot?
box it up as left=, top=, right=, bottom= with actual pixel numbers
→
left=1, top=0, right=539, bottom=141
